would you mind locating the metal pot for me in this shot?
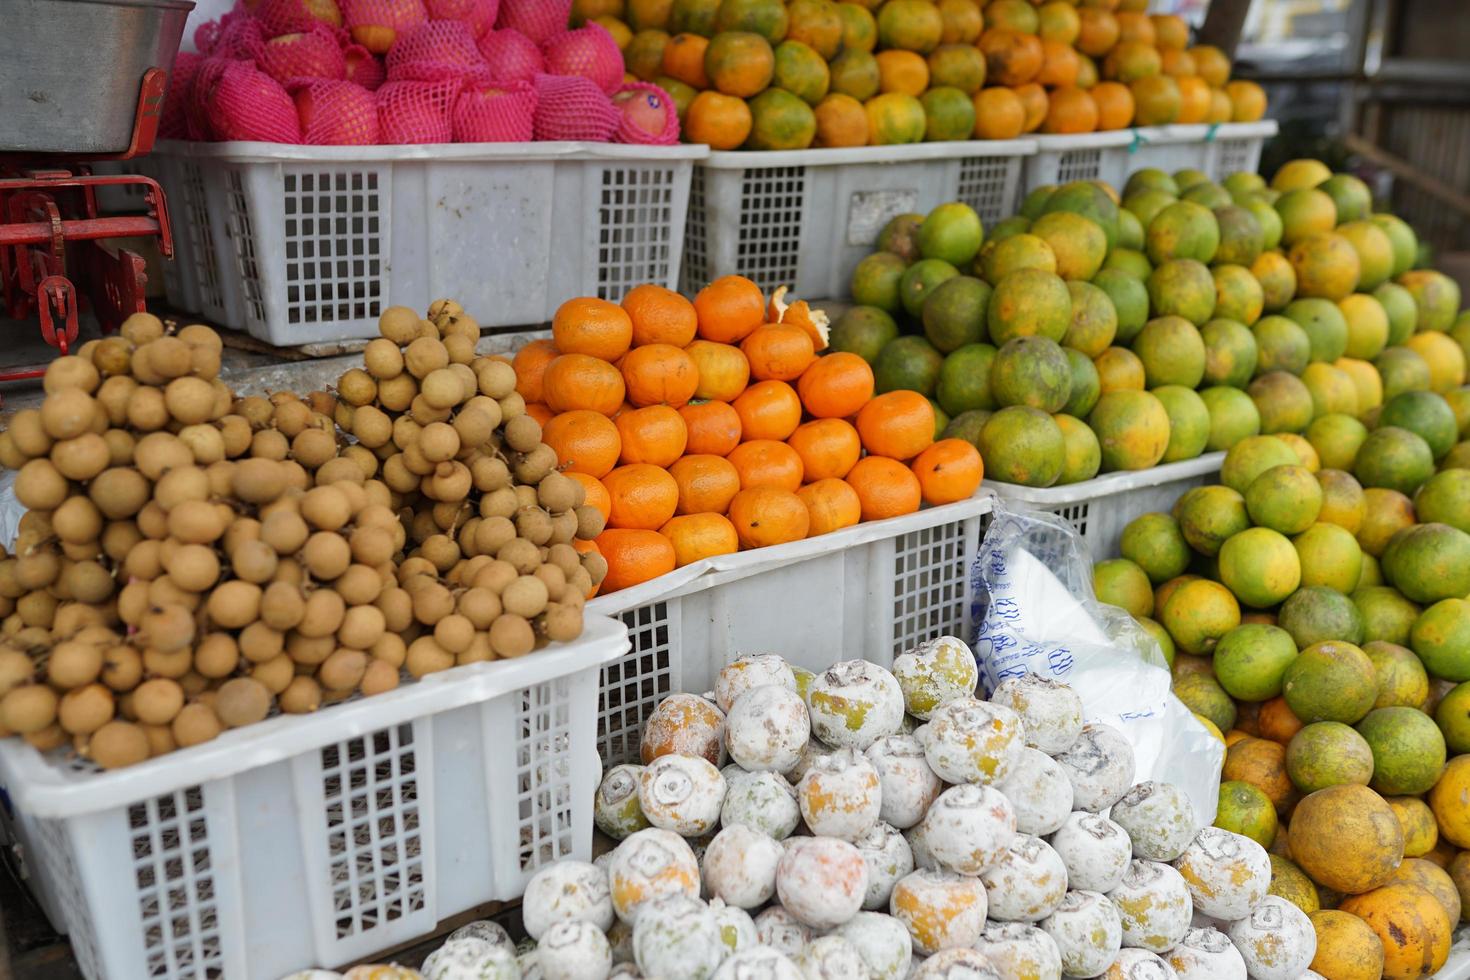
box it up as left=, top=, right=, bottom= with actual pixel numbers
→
left=0, top=0, right=194, bottom=155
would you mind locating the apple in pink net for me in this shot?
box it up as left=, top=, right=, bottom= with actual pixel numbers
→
left=377, top=82, right=452, bottom=143
left=344, top=0, right=427, bottom=54
left=212, top=64, right=303, bottom=143
left=257, top=0, right=343, bottom=31
left=261, top=30, right=346, bottom=84
left=343, top=45, right=386, bottom=90
left=426, top=0, right=495, bottom=38
left=614, top=88, right=673, bottom=141
left=295, top=81, right=380, bottom=144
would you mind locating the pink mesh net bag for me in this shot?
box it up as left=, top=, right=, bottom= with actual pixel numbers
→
left=477, top=29, right=544, bottom=84
left=453, top=80, right=536, bottom=142
left=257, top=0, right=347, bottom=38
left=495, top=0, right=572, bottom=45
left=386, top=20, right=487, bottom=81
left=343, top=44, right=387, bottom=90
left=161, top=52, right=202, bottom=139
left=341, top=0, right=427, bottom=55
left=260, top=25, right=347, bottom=83
left=194, top=18, right=222, bottom=54
left=187, top=57, right=239, bottom=139
left=291, top=79, right=380, bottom=143
left=426, top=0, right=499, bottom=38
left=376, top=78, right=459, bottom=143
left=211, top=61, right=304, bottom=143
left=541, top=23, right=623, bottom=94
left=532, top=73, right=617, bottom=141
left=612, top=81, right=679, bottom=145
left=215, top=14, right=267, bottom=61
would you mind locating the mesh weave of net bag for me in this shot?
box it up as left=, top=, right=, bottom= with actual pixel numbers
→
left=532, top=73, right=618, bottom=141
left=160, top=52, right=202, bottom=139
left=541, top=22, right=623, bottom=95
left=386, top=20, right=488, bottom=82
left=259, top=25, right=348, bottom=84
left=611, top=81, right=680, bottom=145
left=291, top=79, right=381, bottom=144
left=211, top=61, right=303, bottom=143
left=495, top=0, right=572, bottom=45
left=214, top=12, right=267, bottom=61
left=257, top=0, right=346, bottom=38
left=477, top=28, right=545, bottom=84
left=187, top=57, right=240, bottom=140
left=426, top=0, right=499, bottom=38
left=452, top=80, right=536, bottom=142
left=377, top=78, right=460, bottom=143
left=341, top=0, right=428, bottom=55
left=343, top=44, right=387, bottom=90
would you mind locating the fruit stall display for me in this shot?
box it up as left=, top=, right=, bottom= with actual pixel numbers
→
left=608, top=0, right=1269, bottom=149
left=1085, top=425, right=1470, bottom=979
left=835, top=158, right=1460, bottom=499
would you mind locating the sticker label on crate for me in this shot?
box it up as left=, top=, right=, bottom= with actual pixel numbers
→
left=846, top=190, right=919, bottom=246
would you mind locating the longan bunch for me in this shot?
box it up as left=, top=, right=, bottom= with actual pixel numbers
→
left=331, top=302, right=606, bottom=667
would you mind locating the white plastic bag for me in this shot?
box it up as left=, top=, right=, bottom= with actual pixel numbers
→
left=0, top=468, right=21, bottom=553
left=969, top=503, right=1223, bottom=825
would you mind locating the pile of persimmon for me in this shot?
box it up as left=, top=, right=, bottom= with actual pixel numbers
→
left=513, top=275, right=984, bottom=593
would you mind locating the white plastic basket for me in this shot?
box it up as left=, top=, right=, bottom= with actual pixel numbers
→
left=1202, top=120, right=1278, bottom=179
left=147, top=140, right=707, bottom=345
left=0, top=616, right=628, bottom=980
left=587, top=496, right=990, bottom=766
left=679, top=141, right=1035, bottom=299
left=982, top=453, right=1224, bottom=562
left=1024, top=131, right=1137, bottom=196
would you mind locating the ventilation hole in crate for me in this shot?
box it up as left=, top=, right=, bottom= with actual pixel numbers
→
left=1216, top=140, right=1253, bottom=176
left=180, top=160, right=224, bottom=315
left=281, top=169, right=385, bottom=327
left=1052, top=502, right=1090, bottom=539
left=957, top=157, right=1017, bottom=230
left=31, top=818, right=102, bottom=978
left=1056, top=148, right=1102, bottom=184
left=598, top=601, right=675, bottom=766
left=517, top=678, right=577, bottom=873
left=680, top=167, right=708, bottom=295
left=597, top=166, right=676, bottom=302
left=320, top=723, right=424, bottom=939
left=734, top=166, right=805, bottom=294
left=224, top=168, right=266, bottom=324
left=891, top=519, right=971, bottom=656
left=126, top=786, right=224, bottom=978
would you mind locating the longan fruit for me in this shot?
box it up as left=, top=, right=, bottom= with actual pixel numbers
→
left=0, top=650, right=33, bottom=696
left=441, top=332, right=476, bottom=366
left=318, top=648, right=368, bottom=691
left=17, top=590, right=58, bottom=629
left=148, top=336, right=194, bottom=380
left=292, top=428, right=337, bottom=469
left=204, top=580, right=260, bottom=630
left=215, top=677, right=272, bottom=728
left=2, top=684, right=57, bottom=734
left=40, top=387, right=96, bottom=440
left=471, top=559, right=519, bottom=595
left=164, top=376, right=216, bottom=425
left=405, top=636, right=453, bottom=678
left=260, top=509, right=309, bottom=556
left=410, top=580, right=454, bottom=625
left=503, top=414, right=543, bottom=454
left=515, top=507, right=554, bottom=546
left=547, top=543, right=582, bottom=577
left=432, top=614, right=474, bottom=654
left=231, top=539, right=279, bottom=584
left=376, top=374, right=416, bottom=414
left=477, top=360, right=517, bottom=399
left=417, top=421, right=460, bottom=464
left=479, top=487, right=518, bottom=521
left=251, top=653, right=294, bottom=694
left=10, top=410, right=51, bottom=458
left=257, top=581, right=304, bottom=632
left=541, top=602, right=584, bottom=643
left=363, top=337, right=405, bottom=379
left=496, top=538, right=540, bottom=576
left=534, top=563, right=567, bottom=602
left=15, top=458, right=68, bottom=511
left=303, top=532, right=352, bottom=580
left=195, top=633, right=241, bottom=678
left=64, top=562, right=114, bottom=605
left=100, top=428, right=135, bottom=468
left=237, top=621, right=284, bottom=665
left=138, top=722, right=176, bottom=758
left=15, top=550, right=59, bottom=590
left=301, top=485, right=351, bottom=532
left=344, top=526, right=393, bottom=569
left=360, top=659, right=399, bottom=697
left=141, top=603, right=195, bottom=652
left=269, top=399, right=311, bottom=439
left=297, top=588, right=346, bottom=639
left=375, top=587, right=413, bottom=633
left=171, top=703, right=222, bottom=748
left=471, top=458, right=512, bottom=496
left=278, top=675, right=322, bottom=715
left=514, top=445, right=557, bottom=485
left=51, top=432, right=110, bottom=481
left=88, top=468, right=150, bottom=522
left=350, top=405, right=393, bottom=450
left=405, top=336, right=450, bottom=380
left=378, top=305, right=420, bottom=344
left=567, top=566, right=594, bottom=601
left=453, top=407, right=497, bottom=451
left=419, top=368, right=463, bottom=411
left=339, top=604, right=386, bottom=650
left=164, top=543, right=220, bottom=594
left=168, top=499, right=229, bottom=549
left=0, top=432, right=23, bottom=471
left=336, top=367, right=378, bottom=407
left=119, top=311, right=163, bottom=345
left=250, top=429, right=289, bottom=460
left=502, top=575, right=550, bottom=619
left=331, top=565, right=380, bottom=607
left=58, top=683, right=114, bottom=735
left=534, top=470, right=577, bottom=512
left=489, top=614, right=535, bottom=658
left=133, top=677, right=185, bottom=725
left=233, top=457, right=286, bottom=504
left=49, top=496, right=102, bottom=546
left=89, top=719, right=150, bottom=768
left=152, top=466, right=208, bottom=512
left=143, top=645, right=193, bottom=679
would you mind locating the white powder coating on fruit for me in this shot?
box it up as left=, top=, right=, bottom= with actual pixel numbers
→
left=865, top=734, right=944, bottom=830
left=904, top=821, right=939, bottom=872
left=1040, top=891, right=1124, bottom=980
left=796, top=747, right=883, bottom=841
left=1162, top=927, right=1247, bottom=980
left=921, top=783, right=1017, bottom=876
left=775, top=836, right=870, bottom=930
left=703, top=824, right=784, bottom=909
left=996, top=747, right=1075, bottom=836
left=1053, top=723, right=1136, bottom=813
left=450, top=922, right=515, bottom=951
left=909, top=947, right=1003, bottom=979
left=892, top=636, right=980, bottom=721
left=889, top=869, right=988, bottom=956
left=1109, top=782, right=1197, bottom=862
left=978, top=922, right=1063, bottom=980
left=641, top=693, right=726, bottom=767
left=522, top=862, right=614, bottom=941
left=1048, top=812, right=1132, bottom=893
left=632, top=894, right=725, bottom=980
left=710, top=945, right=804, bottom=980
left=725, top=684, right=811, bottom=774
left=1225, top=895, right=1316, bottom=980
left=1099, top=947, right=1178, bottom=979
left=989, top=674, right=1084, bottom=755
left=754, top=907, right=813, bottom=956
left=638, top=754, right=727, bottom=837
left=1106, top=860, right=1192, bottom=954
left=1170, top=827, right=1270, bottom=921
left=805, top=660, right=906, bottom=751
left=919, top=697, right=1025, bottom=785
left=854, top=821, right=916, bottom=910
left=710, top=899, right=758, bottom=956
left=980, top=835, right=1068, bottom=923
left=716, top=655, right=798, bottom=713
left=421, top=938, right=520, bottom=980
left=606, top=828, right=701, bottom=924
left=785, top=738, right=836, bottom=785
left=536, top=920, right=612, bottom=980
left=594, top=765, right=651, bottom=841
left=794, top=935, right=868, bottom=980
left=835, top=911, right=914, bottom=980
left=722, top=769, right=802, bottom=840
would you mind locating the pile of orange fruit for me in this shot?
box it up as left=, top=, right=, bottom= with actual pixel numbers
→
left=512, top=277, right=984, bottom=593
left=571, top=0, right=1270, bottom=149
